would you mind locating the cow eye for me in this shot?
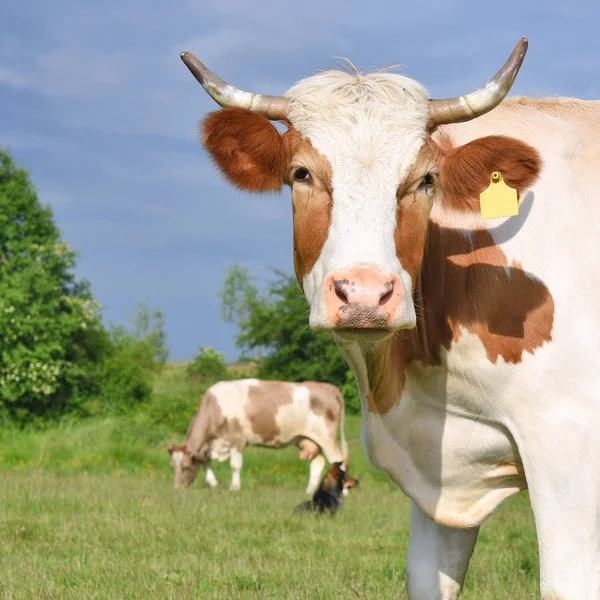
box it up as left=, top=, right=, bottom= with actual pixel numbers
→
left=418, top=173, right=435, bottom=195
left=294, top=168, right=311, bottom=182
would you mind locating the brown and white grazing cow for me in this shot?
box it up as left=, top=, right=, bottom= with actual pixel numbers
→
left=180, top=38, right=600, bottom=599
left=168, top=378, right=348, bottom=494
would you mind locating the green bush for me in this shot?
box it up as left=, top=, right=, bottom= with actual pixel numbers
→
left=81, top=306, right=169, bottom=417
left=186, top=346, right=228, bottom=385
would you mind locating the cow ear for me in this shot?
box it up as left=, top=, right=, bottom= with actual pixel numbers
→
left=201, top=108, right=288, bottom=193
left=439, top=135, right=542, bottom=212
left=191, top=451, right=207, bottom=464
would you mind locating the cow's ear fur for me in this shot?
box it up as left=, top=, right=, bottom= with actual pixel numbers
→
left=439, top=135, right=542, bottom=212
left=191, top=450, right=208, bottom=464
left=202, top=108, right=288, bottom=193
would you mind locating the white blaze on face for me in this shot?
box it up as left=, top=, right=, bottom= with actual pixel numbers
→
left=286, top=69, right=431, bottom=329
left=171, top=450, right=184, bottom=469
left=171, top=450, right=186, bottom=488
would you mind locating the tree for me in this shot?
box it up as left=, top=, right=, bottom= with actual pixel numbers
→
left=0, top=149, right=112, bottom=422
left=219, top=264, right=262, bottom=360
left=186, top=346, right=228, bottom=384
left=220, top=265, right=360, bottom=412
left=127, top=303, right=169, bottom=369
left=88, top=304, right=169, bottom=415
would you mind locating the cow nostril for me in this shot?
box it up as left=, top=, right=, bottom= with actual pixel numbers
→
left=335, top=287, right=349, bottom=304
left=379, top=284, right=394, bottom=306
left=333, top=280, right=349, bottom=304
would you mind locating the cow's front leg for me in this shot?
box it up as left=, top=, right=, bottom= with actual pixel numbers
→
left=203, top=463, right=218, bottom=488
left=406, top=501, right=479, bottom=600
left=229, top=448, right=243, bottom=491
left=517, top=427, right=600, bottom=600
left=306, top=454, right=326, bottom=494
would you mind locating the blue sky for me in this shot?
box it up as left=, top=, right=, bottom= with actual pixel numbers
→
left=0, top=1, right=598, bottom=361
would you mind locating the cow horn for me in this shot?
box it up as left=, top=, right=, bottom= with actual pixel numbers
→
left=429, top=38, right=529, bottom=126
left=180, top=52, right=290, bottom=121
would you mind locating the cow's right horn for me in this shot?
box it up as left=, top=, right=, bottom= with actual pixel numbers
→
left=180, top=52, right=290, bottom=121
left=429, top=38, right=529, bottom=127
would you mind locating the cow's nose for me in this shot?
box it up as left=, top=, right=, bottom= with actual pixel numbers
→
left=332, top=276, right=395, bottom=307
left=323, top=270, right=402, bottom=328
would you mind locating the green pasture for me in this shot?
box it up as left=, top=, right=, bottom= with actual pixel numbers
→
left=0, top=368, right=540, bottom=599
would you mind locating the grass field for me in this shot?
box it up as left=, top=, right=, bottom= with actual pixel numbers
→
left=0, top=369, right=541, bottom=599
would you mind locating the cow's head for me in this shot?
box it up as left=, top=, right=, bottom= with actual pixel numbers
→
left=182, top=39, right=541, bottom=344
left=167, top=444, right=206, bottom=488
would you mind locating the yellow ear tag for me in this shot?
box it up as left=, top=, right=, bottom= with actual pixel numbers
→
left=479, top=171, right=520, bottom=219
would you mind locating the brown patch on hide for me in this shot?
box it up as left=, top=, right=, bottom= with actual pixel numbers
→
left=368, top=224, right=554, bottom=415
left=246, top=381, right=294, bottom=443
left=227, top=417, right=246, bottom=451
left=304, top=381, right=342, bottom=423
left=413, top=223, right=555, bottom=366
left=394, top=141, right=442, bottom=282
left=287, top=135, right=334, bottom=285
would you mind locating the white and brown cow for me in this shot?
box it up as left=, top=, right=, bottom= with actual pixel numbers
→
left=168, top=378, right=348, bottom=494
left=180, top=38, right=600, bottom=599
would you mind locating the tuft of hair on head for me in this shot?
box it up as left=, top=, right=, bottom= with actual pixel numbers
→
left=325, top=58, right=406, bottom=79
left=331, top=57, right=362, bottom=77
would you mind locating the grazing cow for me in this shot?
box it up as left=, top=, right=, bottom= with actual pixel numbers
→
left=180, top=38, right=600, bottom=599
left=168, top=378, right=348, bottom=494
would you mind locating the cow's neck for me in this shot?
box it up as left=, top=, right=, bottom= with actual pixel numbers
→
left=184, top=406, right=211, bottom=454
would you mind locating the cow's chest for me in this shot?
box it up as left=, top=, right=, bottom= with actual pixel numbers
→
left=361, top=364, right=526, bottom=528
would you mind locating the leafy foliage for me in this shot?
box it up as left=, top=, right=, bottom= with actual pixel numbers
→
left=85, top=305, right=169, bottom=416
left=0, top=149, right=108, bottom=423
left=186, top=346, right=228, bottom=384
left=0, top=149, right=167, bottom=424
left=220, top=265, right=360, bottom=413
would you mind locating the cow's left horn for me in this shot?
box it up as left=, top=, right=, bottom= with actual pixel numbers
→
left=180, top=52, right=290, bottom=121
left=429, top=38, right=528, bottom=127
